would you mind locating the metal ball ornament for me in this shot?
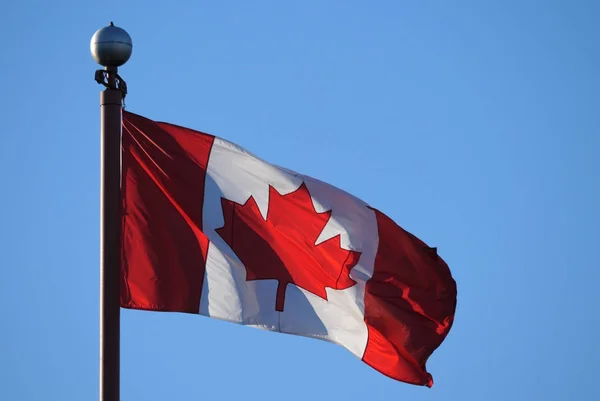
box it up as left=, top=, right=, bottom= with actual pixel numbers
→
left=90, top=22, right=132, bottom=67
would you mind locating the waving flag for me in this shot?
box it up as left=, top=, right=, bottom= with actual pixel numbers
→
left=120, top=111, right=457, bottom=387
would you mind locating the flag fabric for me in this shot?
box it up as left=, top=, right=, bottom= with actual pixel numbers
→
left=120, top=111, right=457, bottom=387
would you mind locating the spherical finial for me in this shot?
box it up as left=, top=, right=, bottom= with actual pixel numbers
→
left=90, top=23, right=132, bottom=67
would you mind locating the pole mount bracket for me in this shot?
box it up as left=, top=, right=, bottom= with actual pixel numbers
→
left=95, top=69, right=128, bottom=101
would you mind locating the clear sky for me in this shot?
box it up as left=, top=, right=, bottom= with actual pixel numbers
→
left=1, top=1, right=598, bottom=400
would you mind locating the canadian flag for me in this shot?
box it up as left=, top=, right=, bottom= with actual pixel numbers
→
left=121, top=111, right=457, bottom=387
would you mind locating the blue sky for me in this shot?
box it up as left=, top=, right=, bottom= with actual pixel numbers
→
left=1, top=1, right=599, bottom=400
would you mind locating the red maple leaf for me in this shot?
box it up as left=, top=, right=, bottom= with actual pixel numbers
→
left=216, top=183, right=361, bottom=312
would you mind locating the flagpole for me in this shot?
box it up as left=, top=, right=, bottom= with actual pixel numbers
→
left=91, top=23, right=132, bottom=401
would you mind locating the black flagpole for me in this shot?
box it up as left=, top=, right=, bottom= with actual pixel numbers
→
left=91, top=22, right=132, bottom=401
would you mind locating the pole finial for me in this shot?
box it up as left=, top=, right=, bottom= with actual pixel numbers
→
left=90, top=23, right=132, bottom=67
